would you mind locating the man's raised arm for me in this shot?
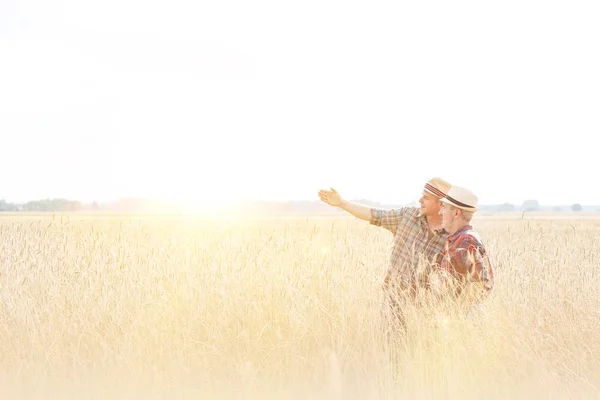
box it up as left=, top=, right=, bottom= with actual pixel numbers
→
left=318, top=188, right=372, bottom=221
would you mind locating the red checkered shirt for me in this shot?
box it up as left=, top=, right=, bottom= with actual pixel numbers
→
left=435, top=224, right=494, bottom=294
left=370, top=206, right=448, bottom=294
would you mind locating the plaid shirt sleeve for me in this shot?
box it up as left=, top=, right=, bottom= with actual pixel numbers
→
left=369, top=207, right=409, bottom=235
left=446, top=235, right=492, bottom=287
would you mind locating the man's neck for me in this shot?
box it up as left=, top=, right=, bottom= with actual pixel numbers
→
left=425, top=214, right=444, bottom=230
left=448, top=221, right=469, bottom=235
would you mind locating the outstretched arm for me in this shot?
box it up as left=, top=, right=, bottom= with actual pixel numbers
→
left=318, top=188, right=373, bottom=221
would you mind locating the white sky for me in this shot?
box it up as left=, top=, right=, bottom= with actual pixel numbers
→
left=1, top=0, right=599, bottom=206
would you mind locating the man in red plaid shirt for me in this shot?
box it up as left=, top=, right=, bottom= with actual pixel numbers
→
left=318, top=177, right=452, bottom=327
left=433, top=185, right=494, bottom=305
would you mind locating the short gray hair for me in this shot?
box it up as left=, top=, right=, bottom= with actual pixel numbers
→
left=460, top=209, right=474, bottom=222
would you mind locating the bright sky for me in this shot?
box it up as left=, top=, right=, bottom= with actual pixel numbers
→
left=1, top=0, right=598, bottom=206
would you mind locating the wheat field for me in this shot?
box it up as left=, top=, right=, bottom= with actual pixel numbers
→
left=1, top=213, right=599, bottom=399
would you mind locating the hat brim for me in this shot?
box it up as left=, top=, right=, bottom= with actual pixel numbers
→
left=441, top=197, right=477, bottom=212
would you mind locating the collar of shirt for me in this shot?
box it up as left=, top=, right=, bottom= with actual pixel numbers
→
left=433, top=228, right=447, bottom=236
left=447, top=224, right=473, bottom=242
left=416, top=210, right=431, bottom=228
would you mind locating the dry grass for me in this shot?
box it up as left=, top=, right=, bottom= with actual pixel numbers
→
left=1, top=213, right=599, bottom=399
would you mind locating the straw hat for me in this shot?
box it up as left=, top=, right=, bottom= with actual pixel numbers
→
left=423, top=177, right=451, bottom=199
left=440, top=185, right=478, bottom=212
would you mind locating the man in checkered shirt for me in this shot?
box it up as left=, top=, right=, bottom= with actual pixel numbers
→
left=434, top=185, right=494, bottom=306
left=318, top=177, right=452, bottom=327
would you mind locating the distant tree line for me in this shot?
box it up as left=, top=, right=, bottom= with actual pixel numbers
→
left=488, top=200, right=586, bottom=212
left=0, top=198, right=172, bottom=213
left=0, top=199, right=19, bottom=211
left=22, top=199, right=83, bottom=212
left=0, top=198, right=84, bottom=212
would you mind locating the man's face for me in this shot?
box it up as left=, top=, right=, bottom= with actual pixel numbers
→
left=419, top=191, right=441, bottom=217
left=439, top=202, right=457, bottom=230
